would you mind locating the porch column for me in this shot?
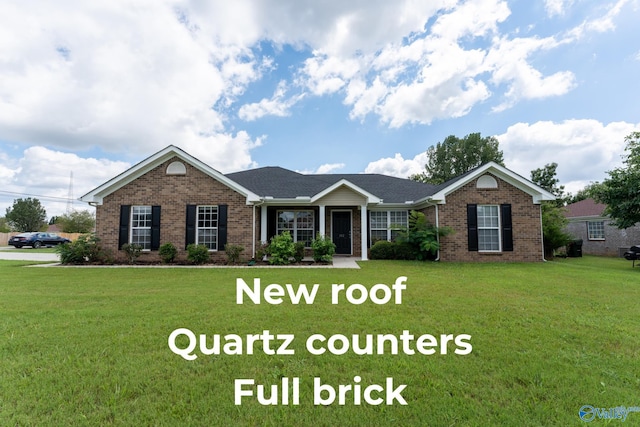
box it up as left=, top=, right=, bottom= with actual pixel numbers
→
left=260, top=205, right=268, bottom=243
left=319, top=205, right=326, bottom=237
left=361, top=204, right=368, bottom=260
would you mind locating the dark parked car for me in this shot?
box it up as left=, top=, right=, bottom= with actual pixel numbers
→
left=8, top=232, right=71, bottom=248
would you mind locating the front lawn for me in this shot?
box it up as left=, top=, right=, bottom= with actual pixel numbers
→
left=1, top=257, right=638, bottom=426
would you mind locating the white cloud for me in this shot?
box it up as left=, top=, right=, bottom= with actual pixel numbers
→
left=487, top=35, right=576, bottom=111
left=238, top=81, right=305, bottom=121
left=315, top=163, right=346, bottom=174
left=498, top=119, right=639, bottom=194
left=0, top=0, right=637, bottom=208
left=0, top=0, right=263, bottom=170
left=0, top=146, right=130, bottom=217
left=362, top=120, right=639, bottom=193
left=566, top=0, right=630, bottom=40
left=297, top=163, right=346, bottom=174
left=364, top=152, right=429, bottom=178
left=544, top=0, right=575, bottom=17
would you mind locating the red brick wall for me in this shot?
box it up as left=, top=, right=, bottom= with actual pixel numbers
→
left=96, top=157, right=254, bottom=262
left=436, top=174, right=544, bottom=262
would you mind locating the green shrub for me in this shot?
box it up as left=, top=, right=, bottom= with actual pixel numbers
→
left=268, top=231, right=295, bottom=265
left=311, top=234, right=336, bottom=263
left=225, top=244, right=244, bottom=264
left=159, top=242, right=177, bottom=264
left=393, top=241, right=416, bottom=260
left=293, top=241, right=306, bottom=263
left=395, top=210, right=452, bottom=260
left=255, top=241, right=269, bottom=261
left=186, top=243, right=210, bottom=265
left=56, top=234, right=112, bottom=264
left=370, top=240, right=397, bottom=260
left=121, top=243, right=143, bottom=264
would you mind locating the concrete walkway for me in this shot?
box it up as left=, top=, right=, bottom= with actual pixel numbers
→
left=0, top=247, right=60, bottom=262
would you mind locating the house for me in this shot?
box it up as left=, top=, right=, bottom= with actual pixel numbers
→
left=80, top=145, right=555, bottom=262
left=564, top=198, right=640, bottom=257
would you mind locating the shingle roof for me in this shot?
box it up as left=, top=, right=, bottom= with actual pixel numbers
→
left=226, top=167, right=440, bottom=203
left=565, top=198, right=606, bottom=218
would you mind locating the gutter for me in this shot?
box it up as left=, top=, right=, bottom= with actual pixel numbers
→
left=434, top=203, right=440, bottom=261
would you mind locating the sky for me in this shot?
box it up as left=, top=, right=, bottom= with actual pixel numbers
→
left=1, top=0, right=639, bottom=218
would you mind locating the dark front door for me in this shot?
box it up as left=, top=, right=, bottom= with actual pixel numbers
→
left=332, top=211, right=352, bottom=255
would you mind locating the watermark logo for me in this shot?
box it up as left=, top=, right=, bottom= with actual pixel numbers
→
left=579, top=405, right=640, bottom=422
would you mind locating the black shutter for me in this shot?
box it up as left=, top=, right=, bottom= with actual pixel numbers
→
left=185, top=205, right=196, bottom=249
left=501, top=204, right=513, bottom=252
left=119, top=205, right=130, bottom=250
left=467, top=204, right=478, bottom=252
left=218, top=204, right=228, bottom=251
left=151, top=206, right=161, bottom=250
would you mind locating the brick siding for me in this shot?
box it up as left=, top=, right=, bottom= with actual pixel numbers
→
left=96, top=157, right=254, bottom=262
left=566, top=220, right=640, bottom=257
left=435, top=174, right=544, bottom=262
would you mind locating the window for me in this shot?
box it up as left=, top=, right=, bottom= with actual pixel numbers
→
left=131, top=206, right=152, bottom=250
left=370, top=210, right=408, bottom=243
left=197, top=206, right=218, bottom=250
left=467, top=204, right=512, bottom=252
left=477, top=205, right=500, bottom=251
left=186, top=204, right=227, bottom=250
left=277, top=210, right=314, bottom=246
left=587, top=221, right=605, bottom=240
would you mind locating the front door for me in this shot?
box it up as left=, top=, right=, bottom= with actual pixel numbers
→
left=332, top=211, right=352, bottom=255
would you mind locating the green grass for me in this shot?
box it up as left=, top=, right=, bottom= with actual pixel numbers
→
left=1, top=257, right=639, bottom=426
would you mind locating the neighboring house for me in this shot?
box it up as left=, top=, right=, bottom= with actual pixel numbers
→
left=564, top=198, right=640, bottom=257
left=80, top=145, right=555, bottom=262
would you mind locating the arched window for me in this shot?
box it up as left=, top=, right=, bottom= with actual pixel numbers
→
left=476, top=175, right=498, bottom=189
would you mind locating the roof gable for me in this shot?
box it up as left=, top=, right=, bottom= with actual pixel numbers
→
left=426, top=162, right=556, bottom=204
left=80, top=145, right=260, bottom=205
left=565, top=198, right=606, bottom=218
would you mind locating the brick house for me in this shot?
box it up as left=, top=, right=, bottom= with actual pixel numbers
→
left=564, top=198, right=640, bottom=257
left=80, top=145, right=555, bottom=262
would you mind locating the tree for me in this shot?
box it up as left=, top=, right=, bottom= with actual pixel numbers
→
left=57, top=210, right=96, bottom=233
left=410, top=133, right=504, bottom=184
left=593, top=131, right=640, bottom=229
left=530, top=166, right=572, bottom=257
left=530, top=163, right=569, bottom=206
left=0, top=217, right=10, bottom=233
left=569, top=182, right=605, bottom=204
left=5, top=198, right=47, bottom=232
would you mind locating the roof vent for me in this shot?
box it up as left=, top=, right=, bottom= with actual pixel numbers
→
left=166, top=161, right=186, bottom=175
left=476, top=174, right=498, bottom=189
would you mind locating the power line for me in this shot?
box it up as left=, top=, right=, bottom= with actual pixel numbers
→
left=0, top=189, right=76, bottom=202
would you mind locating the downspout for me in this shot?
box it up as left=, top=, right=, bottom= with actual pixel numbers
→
left=540, top=203, right=547, bottom=262
left=434, top=203, right=440, bottom=261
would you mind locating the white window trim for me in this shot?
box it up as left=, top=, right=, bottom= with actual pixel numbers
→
left=370, top=210, right=409, bottom=242
left=477, top=205, right=501, bottom=252
left=276, top=210, right=315, bottom=246
left=130, top=205, right=152, bottom=251
left=196, top=205, right=219, bottom=251
left=587, top=221, right=605, bottom=241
